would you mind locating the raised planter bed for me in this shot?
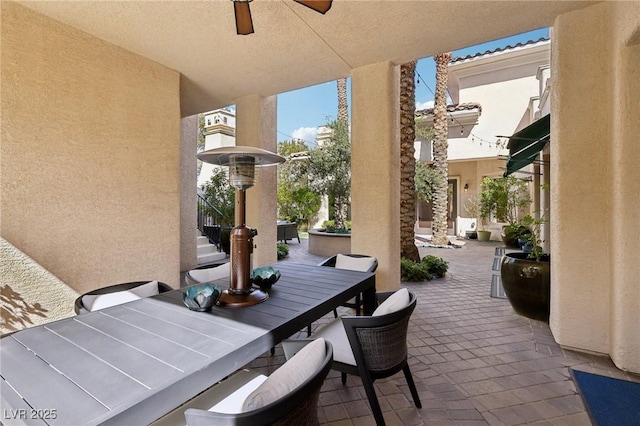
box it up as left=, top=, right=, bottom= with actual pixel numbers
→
left=308, top=229, right=351, bottom=257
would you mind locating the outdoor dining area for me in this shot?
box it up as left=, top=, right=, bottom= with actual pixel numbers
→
left=2, top=1, right=640, bottom=425
left=3, top=233, right=639, bottom=425
left=2, top=222, right=435, bottom=426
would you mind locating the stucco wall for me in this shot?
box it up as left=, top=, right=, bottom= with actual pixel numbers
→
left=351, top=61, right=400, bottom=291
left=236, top=94, right=279, bottom=268
left=552, top=2, right=640, bottom=373
left=1, top=3, right=182, bottom=293
left=608, top=2, right=640, bottom=373
left=451, top=76, right=540, bottom=160
left=447, top=43, right=549, bottom=161
left=449, top=158, right=505, bottom=219
left=181, top=115, right=198, bottom=273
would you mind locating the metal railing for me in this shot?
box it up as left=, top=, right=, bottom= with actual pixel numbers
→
left=197, top=193, right=225, bottom=250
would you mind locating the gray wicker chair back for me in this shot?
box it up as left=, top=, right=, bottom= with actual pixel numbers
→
left=184, top=340, right=333, bottom=426
left=337, top=290, right=421, bottom=426
left=354, top=315, right=411, bottom=371
left=318, top=253, right=378, bottom=320
left=74, top=281, right=173, bottom=314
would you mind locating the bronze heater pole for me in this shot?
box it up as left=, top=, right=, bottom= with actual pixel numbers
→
left=218, top=186, right=267, bottom=306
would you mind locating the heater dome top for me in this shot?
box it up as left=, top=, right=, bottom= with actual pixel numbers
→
left=197, top=146, right=284, bottom=166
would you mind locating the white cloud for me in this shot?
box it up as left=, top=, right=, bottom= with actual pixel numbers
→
left=291, top=127, right=318, bottom=145
left=415, top=100, right=434, bottom=110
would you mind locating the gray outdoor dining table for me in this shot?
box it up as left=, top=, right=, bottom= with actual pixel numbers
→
left=0, top=262, right=375, bottom=426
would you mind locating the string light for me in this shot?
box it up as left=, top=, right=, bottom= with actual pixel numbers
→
left=277, top=130, right=319, bottom=148
left=415, top=69, right=508, bottom=150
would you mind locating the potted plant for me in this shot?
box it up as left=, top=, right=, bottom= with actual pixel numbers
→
left=476, top=189, right=493, bottom=242
left=479, top=176, right=531, bottom=247
left=517, top=232, right=532, bottom=251
left=463, top=196, right=479, bottom=239
left=500, top=213, right=550, bottom=321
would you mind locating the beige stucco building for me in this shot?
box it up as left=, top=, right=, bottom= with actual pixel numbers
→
left=1, top=1, right=638, bottom=374
left=197, top=108, right=237, bottom=188
left=415, top=38, right=550, bottom=240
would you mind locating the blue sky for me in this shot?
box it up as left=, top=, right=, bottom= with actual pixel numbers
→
left=276, top=27, right=549, bottom=146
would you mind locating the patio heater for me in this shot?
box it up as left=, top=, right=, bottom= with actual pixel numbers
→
left=197, top=146, right=284, bottom=307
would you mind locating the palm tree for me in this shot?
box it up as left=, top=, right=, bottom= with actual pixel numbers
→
left=399, top=61, right=420, bottom=262
left=330, top=77, right=349, bottom=230
left=337, top=78, right=348, bottom=122
left=431, top=52, right=451, bottom=246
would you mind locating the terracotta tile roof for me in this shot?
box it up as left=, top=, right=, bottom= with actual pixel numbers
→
left=450, top=37, right=549, bottom=63
left=415, top=102, right=482, bottom=117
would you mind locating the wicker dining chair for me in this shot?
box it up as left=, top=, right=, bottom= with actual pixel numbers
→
left=74, top=281, right=174, bottom=314
left=312, top=290, right=421, bottom=426
left=306, top=254, right=378, bottom=337
left=319, top=253, right=378, bottom=316
left=182, top=339, right=333, bottom=426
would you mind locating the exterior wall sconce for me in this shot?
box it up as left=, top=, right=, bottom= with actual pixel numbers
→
left=464, top=183, right=469, bottom=192
left=197, top=146, right=285, bottom=306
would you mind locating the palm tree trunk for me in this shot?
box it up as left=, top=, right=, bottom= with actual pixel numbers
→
left=337, top=78, right=348, bottom=123
left=399, top=61, right=420, bottom=262
left=334, top=195, right=348, bottom=231
left=334, top=77, right=349, bottom=231
left=431, top=52, right=452, bottom=246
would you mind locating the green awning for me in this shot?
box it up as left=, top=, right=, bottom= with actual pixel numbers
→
left=503, top=114, right=550, bottom=177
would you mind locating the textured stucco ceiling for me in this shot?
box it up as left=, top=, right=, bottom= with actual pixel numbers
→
left=19, top=0, right=597, bottom=116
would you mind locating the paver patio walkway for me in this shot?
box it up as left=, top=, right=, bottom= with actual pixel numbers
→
left=242, top=237, right=639, bottom=425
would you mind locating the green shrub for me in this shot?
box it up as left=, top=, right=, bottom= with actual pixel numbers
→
left=276, top=243, right=289, bottom=260
left=321, top=220, right=351, bottom=231
left=421, top=255, right=449, bottom=278
left=401, top=255, right=449, bottom=282
left=401, top=258, right=428, bottom=281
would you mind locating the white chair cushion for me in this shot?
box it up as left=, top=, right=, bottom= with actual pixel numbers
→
left=129, top=280, right=161, bottom=298
left=241, top=338, right=326, bottom=412
left=209, top=373, right=268, bottom=414
left=372, top=288, right=410, bottom=317
left=188, top=263, right=230, bottom=283
left=334, top=254, right=376, bottom=272
left=312, top=319, right=356, bottom=366
left=84, top=291, right=142, bottom=311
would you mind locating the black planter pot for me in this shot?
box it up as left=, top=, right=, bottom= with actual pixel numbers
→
left=501, top=225, right=528, bottom=249
left=500, top=252, right=550, bottom=322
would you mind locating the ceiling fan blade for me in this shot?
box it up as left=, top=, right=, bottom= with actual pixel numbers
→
left=294, top=0, right=333, bottom=14
left=234, top=1, right=254, bottom=35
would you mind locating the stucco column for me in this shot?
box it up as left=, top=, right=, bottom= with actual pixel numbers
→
left=551, top=4, right=611, bottom=355
left=234, top=94, right=278, bottom=267
left=551, top=2, right=640, bottom=374
left=609, top=3, right=640, bottom=373
left=180, top=114, right=198, bottom=272
left=351, top=61, right=400, bottom=291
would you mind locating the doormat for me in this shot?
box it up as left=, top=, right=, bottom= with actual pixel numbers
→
left=571, top=369, right=640, bottom=425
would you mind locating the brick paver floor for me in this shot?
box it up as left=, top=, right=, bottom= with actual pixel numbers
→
left=242, top=237, right=639, bottom=425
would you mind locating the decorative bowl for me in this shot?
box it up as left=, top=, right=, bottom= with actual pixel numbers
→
left=251, top=267, right=281, bottom=291
left=182, top=284, right=221, bottom=311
